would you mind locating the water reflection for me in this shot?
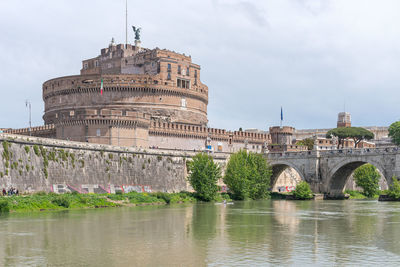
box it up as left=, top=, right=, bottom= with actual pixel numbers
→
left=1, top=201, right=400, bottom=266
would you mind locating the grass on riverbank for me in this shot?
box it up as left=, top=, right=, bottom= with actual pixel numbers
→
left=344, top=190, right=382, bottom=199
left=0, top=191, right=230, bottom=213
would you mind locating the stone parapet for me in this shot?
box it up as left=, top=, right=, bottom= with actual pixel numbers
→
left=3, top=124, right=55, bottom=138
left=43, top=74, right=208, bottom=103
left=149, top=121, right=270, bottom=144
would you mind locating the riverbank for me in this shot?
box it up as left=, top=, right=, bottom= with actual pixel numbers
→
left=271, top=190, right=382, bottom=200
left=0, top=192, right=203, bottom=213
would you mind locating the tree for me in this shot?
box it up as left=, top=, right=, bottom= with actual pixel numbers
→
left=389, top=121, right=400, bottom=146
left=326, top=127, right=374, bottom=148
left=187, top=153, right=221, bottom=201
left=388, top=176, right=400, bottom=199
left=223, top=150, right=272, bottom=200
left=353, top=164, right=380, bottom=198
left=293, top=181, right=313, bottom=199
left=296, top=138, right=315, bottom=150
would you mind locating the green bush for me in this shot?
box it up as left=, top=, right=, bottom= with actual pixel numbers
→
left=51, top=196, right=70, bottom=208
left=0, top=200, right=10, bottom=213
left=24, top=146, right=30, bottom=154
left=126, top=192, right=160, bottom=204
left=344, top=189, right=366, bottom=199
left=152, top=192, right=172, bottom=203
left=107, top=193, right=126, bottom=201
left=388, top=176, right=400, bottom=199
left=389, top=121, right=400, bottom=146
left=353, top=164, right=380, bottom=198
left=187, top=153, right=221, bottom=201
left=293, top=181, right=313, bottom=200
left=223, top=150, right=272, bottom=200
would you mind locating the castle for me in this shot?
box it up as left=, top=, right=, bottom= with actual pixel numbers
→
left=5, top=38, right=271, bottom=153
left=3, top=37, right=390, bottom=152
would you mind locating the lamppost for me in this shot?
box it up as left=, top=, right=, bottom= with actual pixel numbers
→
left=25, top=100, right=31, bottom=136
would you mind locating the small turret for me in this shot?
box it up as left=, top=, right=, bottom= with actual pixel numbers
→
left=337, top=112, right=351, bottom=128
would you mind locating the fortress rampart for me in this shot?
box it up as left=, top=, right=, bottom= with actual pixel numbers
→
left=0, top=133, right=229, bottom=193
left=149, top=122, right=270, bottom=152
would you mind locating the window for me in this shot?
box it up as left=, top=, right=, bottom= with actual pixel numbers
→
left=181, top=98, right=187, bottom=108
left=167, top=63, right=171, bottom=72
left=96, top=129, right=101, bottom=137
left=95, top=60, right=99, bottom=67
left=194, top=70, right=197, bottom=78
left=186, top=67, right=190, bottom=76
left=83, top=63, right=88, bottom=70
left=167, top=73, right=171, bottom=80
left=177, top=78, right=190, bottom=89
left=178, top=65, right=181, bottom=74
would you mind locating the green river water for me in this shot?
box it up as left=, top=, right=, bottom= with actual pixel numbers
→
left=1, top=200, right=400, bottom=266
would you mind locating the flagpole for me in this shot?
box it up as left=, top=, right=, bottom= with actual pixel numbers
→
left=125, top=0, right=128, bottom=48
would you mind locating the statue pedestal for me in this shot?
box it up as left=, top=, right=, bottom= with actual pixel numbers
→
left=135, top=40, right=141, bottom=50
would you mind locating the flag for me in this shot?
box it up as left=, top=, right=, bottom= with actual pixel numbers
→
left=100, top=79, right=103, bottom=95
left=281, top=107, right=283, bottom=121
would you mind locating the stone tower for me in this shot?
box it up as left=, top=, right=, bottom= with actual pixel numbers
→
left=42, top=41, right=208, bottom=147
left=269, top=126, right=294, bottom=145
left=337, top=112, right=351, bottom=128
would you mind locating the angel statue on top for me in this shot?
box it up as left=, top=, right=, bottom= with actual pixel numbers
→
left=132, top=26, right=141, bottom=41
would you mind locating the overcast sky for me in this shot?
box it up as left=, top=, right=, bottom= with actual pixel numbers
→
left=0, top=0, right=399, bottom=131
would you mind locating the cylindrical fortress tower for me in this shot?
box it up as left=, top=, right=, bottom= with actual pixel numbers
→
left=269, top=126, right=295, bottom=145
left=42, top=42, right=208, bottom=147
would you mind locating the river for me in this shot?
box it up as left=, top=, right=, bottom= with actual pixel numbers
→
left=1, top=200, right=400, bottom=266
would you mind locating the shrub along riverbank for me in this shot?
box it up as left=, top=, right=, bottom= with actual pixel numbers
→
left=0, top=191, right=207, bottom=213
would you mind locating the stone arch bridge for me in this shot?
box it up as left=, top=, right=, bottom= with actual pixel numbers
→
left=266, top=147, right=400, bottom=197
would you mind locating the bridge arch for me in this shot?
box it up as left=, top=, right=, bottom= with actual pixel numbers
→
left=326, top=158, right=390, bottom=196
left=269, top=161, right=306, bottom=190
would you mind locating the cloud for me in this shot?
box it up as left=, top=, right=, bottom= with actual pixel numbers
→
left=0, top=0, right=399, bottom=131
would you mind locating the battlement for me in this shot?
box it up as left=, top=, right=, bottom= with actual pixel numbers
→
left=4, top=124, right=55, bottom=138
left=269, top=126, right=295, bottom=135
left=149, top=122, right=270, bottom=143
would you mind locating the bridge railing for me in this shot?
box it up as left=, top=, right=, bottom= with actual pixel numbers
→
left=267, top=150, right=319, bottom=158
left=318, top=147, right=399, bottom=156
left=267, top=146, right=399, bottom=158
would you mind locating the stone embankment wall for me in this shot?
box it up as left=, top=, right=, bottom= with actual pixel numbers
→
left=0, top=133, right=229, bottom=193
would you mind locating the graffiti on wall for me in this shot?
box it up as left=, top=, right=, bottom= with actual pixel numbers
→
left=277, top=186, right=296, bottom=192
